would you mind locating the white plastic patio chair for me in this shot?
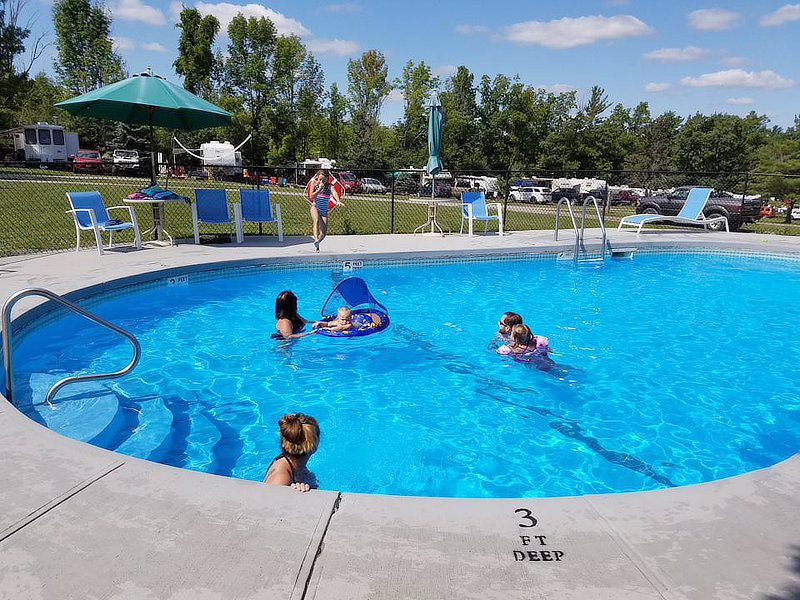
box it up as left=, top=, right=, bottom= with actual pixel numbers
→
left=66, top=191, right=142, bottom=256
left=461, top=191, right=503, bottom=236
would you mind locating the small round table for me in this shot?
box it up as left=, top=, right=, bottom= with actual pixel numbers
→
left=413, top=197, right=445, bottom=236
left=123, top=197, right=186, bottom=246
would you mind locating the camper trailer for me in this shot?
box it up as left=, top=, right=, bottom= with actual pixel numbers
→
left=3, top=123, right=79, bottom=163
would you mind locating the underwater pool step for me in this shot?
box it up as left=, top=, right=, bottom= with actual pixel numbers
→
left=19, top=373, right=124, bottom=448
left=114, top=397, right=174, bottom=463
left=183, top=410, right=223, bottom=471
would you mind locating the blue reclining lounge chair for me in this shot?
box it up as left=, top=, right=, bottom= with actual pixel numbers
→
left=617, top=187, right=728, bottom=235
left=66, top=191, right=142, bottom=256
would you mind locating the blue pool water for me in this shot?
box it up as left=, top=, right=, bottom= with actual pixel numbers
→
left=11, top=252, right=800, bottom=498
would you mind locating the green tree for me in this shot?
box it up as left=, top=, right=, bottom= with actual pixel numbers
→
left=174, top=7, right=219, bottom=97
left=223, top=14, right=277, bottom=162
left=52, top=0, right=123, bottom=94
left=346, top=49, right=391, bottom=166
left=440, top=66, right=481, bottom=169
left=322, top=82, right=347, bottom=160
left=396, top=60, right=436, bottom=165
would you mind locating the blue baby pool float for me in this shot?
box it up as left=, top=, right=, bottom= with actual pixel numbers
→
left=315, top=277, right=390, bottom=338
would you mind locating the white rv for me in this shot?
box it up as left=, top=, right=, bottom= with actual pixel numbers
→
left=4, top=123, right=79, bottom=163
left=200, top=141, right=242, bottom=168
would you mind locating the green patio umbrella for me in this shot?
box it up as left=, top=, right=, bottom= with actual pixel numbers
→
left=55, top=68, right=232, bottom=182
left=426, top=90, right=443, bottom=202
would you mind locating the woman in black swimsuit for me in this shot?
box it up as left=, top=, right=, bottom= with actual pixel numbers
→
left=263, top=413, right=320, bottom=492
left=274, top=290, right=310, bottom=339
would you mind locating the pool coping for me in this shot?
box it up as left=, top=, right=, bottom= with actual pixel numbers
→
left=1, top=229, right=799, bottom=599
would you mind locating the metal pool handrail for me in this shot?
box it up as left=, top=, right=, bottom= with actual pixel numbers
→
left=2, top=287, right=141, bottom=407
left=580, top=195, right=607, bottom=247
left=554, top=198, right=579, bottom=241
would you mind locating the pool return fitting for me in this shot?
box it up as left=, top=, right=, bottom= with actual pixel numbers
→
left=2, top=288, right=141, bottom=408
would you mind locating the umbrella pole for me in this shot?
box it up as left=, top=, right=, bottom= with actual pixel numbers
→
left=150, top=120, right=157, bottom=185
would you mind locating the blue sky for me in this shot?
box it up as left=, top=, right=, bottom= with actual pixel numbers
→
left=21, top=0, right=800, bottom=127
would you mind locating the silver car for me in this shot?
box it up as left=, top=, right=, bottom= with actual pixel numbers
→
left=359, top=177, right=387, bottom=194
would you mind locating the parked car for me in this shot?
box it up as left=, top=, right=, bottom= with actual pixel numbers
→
left=71, top=149, right=103, bottom=173
left=452, top=175, right=499, bottom=198
left=635, top=187, right=762, bottom=231
left=390, top=173, right=420, bottom=194
left=337, top=171, right=360, bottom=193
left=791, top=206, right=800, bottom=220
left=510, top=186, right=551, bottom=203
left=551, top=186, right=605, bottom=204
left=359, top=177, right=387, bottom=194
left=610, top=190, right=641, bottom=206
left=112, top=149, right=140, bottom=174
left=418, top=182, right=452, bottom=198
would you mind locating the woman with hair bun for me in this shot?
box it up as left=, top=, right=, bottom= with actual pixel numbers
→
left=263, top=413, right=320, bottom=492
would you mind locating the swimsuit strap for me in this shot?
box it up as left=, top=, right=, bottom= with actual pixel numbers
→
left=267, top=453, right=296, bottom=484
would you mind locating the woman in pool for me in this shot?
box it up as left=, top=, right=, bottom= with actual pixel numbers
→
left=274, top=290, right=311, bottom=339
left=263, top=413, right=320, bottom=492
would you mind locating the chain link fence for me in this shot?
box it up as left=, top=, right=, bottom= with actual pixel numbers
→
left=1, top=160, right=798, bottom=257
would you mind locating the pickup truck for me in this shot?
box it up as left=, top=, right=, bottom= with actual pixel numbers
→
left=112, top=149, right=140, bottom=173
left=635, top=187, right=761, bottom=231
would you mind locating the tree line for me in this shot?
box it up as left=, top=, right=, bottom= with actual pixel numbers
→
left=0, top=0, right=798, bottom=194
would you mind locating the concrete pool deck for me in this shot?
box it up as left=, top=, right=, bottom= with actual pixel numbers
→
left=1, top=228, right=799, bottom=599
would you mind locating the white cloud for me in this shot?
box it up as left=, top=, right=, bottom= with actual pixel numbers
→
left=455, top=24, right=489, bottom=34
left=141, top=41, right=169, bottom=52
left=645, top=82, right=671, bottom=92
left=503, top=15, right=653, bottom=49
left=681, top=69, right=794, bottom=89
left=434, top=64, right=457, bottom=77
left=111, top=0, right=166, bottom=25
left=727, top=97, right=754, bottom=105
left=643, top=46, right=706, bottom=62
left=324, top=3, right=358, bottom=12
left=688, top=8, right=740, bottom=31
left=540, top=83, right=577, bottom=93
left=194, top=2, right=310, bottom=36
left=305, top=38, right=359, bottom=55
left=111, top=36, right=135, bottom=52
left=386, top=89, right=403, bottom=103
left=761, top=4, right=800, bottom=26
left=720, top=55, right=750, bottom=67
left=169, top=0, right=183, bottom=19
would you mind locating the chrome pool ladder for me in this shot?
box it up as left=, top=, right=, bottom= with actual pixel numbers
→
left=555, top=196, right=612, bottom=263
left=2, top=287, right=141, bottom=407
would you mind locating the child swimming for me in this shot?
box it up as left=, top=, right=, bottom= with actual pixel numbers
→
left=496, top=324, right=550, bottom=356
left=313, top=306, right=353, bottom=333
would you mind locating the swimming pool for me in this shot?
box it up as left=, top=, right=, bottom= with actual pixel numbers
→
left=10, top=251, right=800, bottom=498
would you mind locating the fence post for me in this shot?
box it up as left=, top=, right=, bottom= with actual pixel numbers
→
left=603, top=182, right=609, bottom=226
left=390, top=171, right=396, bottom=233
left=255, top=166, right=263, bottom=235
left=503, top=170, right=510, bottom=228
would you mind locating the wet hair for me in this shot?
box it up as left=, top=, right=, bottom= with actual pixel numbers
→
left=337, top=306, right=352, bottom=320
left=502, top=312, right=523, bottom=327
left=279, top=413, right=320, bottom=457
left=275, top=290, right=299, bottom=321
left=511, top=324, right=532, bottom=347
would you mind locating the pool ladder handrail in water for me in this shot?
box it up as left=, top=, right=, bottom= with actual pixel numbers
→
left=2, top=287, right=141, bottom=408
left=555, top=196, right=615, bottom=263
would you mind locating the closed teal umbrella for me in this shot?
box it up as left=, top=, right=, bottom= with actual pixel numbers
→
left=55, top=68, right=232, bottom=181
left=426, top=90, right=443, bottom=182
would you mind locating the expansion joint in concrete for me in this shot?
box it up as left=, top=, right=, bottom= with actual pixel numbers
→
left=296, top=491, right=342, bottom=600
left=0, top=461, right=125, bottom=543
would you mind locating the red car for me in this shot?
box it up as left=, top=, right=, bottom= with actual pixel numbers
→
left=336, top=171, right=360, bottom=193
left=71, top=149, right=104, bottom=173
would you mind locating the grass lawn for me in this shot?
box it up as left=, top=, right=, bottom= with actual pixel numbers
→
left=0, top=167, right=789, bottom=256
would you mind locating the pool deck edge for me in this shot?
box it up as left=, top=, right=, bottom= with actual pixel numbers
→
left=1, top=230, right=800, bottom=599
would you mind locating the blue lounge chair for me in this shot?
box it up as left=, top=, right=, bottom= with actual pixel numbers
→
left=192, top=189, right=243, bottom=244
left=66, top=191, right=142, bottom=256
left=617, top=187, right=728, bottom=235
left=461, top=191, right=504, bottom=236
left=239, top=189, right=283, bottom=241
